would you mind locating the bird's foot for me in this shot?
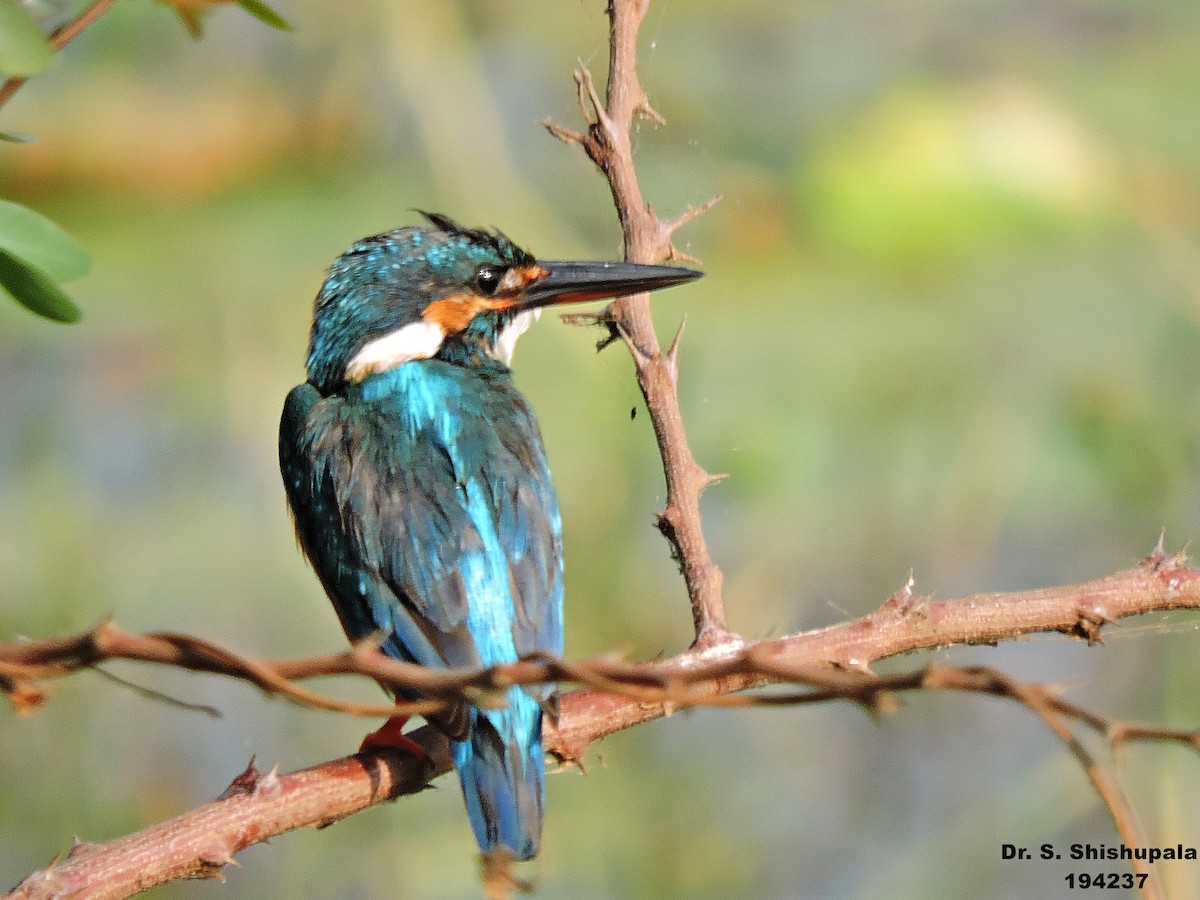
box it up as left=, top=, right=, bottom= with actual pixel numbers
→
left=358, top=714, right=425, bottom=757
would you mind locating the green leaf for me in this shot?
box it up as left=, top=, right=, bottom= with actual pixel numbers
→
left=0, top=0, right=53, bottom=75
left=0, top=199, right=90, bottom=281
left=236, top=0, right=291, bottom=31
left=0, top=130, right=34, bottom=142
left=0, top=248, right=82, bottom=322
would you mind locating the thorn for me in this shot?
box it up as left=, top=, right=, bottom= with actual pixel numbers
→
left=659, top=197, right=721, bottom=266
left=1140, top=532, right=1191, bottom=576
left=882, top=570, right=917, bottom=611
left=1143, top=530, right=1169, bottom=569
left=637, top=95, right=666, bottom=126
left=664, top=314, right=687, bottom=381
left=614, top=320, right=651, bottom=368
left=661, top=195, right=722, bottom=241
left=540, top=119, right=585, bottom=146
left=573, top=62, right=597, bottom=125
left=1153, top=540, right=1193, bottom=593
left=665, top=243, right=703, bottom=266
left=576, top=64, right=607, bottom=129
left=705, top=471, right=730, bottom=489
left=217, top=756, right=261, bottom=800
left=253, top=764, right=282, bottom=799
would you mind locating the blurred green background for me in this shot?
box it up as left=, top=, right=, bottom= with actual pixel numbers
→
left=3, top=1, right=1200, bottom=897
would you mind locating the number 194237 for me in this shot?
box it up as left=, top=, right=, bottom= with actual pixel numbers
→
left=1065, top=872, right=1149, bottom=890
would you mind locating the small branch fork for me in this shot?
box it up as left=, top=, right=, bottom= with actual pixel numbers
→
left=7, top=542, right=1200, bottom=899
left=541, top=0, right=728, bottom=647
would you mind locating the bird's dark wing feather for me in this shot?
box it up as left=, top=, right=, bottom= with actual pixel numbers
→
left=278, top=364, right=563, bottom=693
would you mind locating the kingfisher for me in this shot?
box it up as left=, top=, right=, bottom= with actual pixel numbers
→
left=278, top=213, right=700, bottom=861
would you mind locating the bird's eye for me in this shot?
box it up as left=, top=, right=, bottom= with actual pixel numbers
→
left=473, top=264, right=505, bottom=296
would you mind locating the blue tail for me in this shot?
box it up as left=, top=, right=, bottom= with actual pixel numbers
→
left=451, top=688, right=545, bottom=860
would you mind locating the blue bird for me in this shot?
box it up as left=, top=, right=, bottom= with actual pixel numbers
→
left=279, top=213, right=700, bottom=860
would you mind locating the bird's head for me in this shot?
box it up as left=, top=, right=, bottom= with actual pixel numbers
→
left=305, top=212, right=701, bottom=393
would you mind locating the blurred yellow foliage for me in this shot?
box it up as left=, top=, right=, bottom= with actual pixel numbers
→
left=802, top=80, right=1120, bottom=276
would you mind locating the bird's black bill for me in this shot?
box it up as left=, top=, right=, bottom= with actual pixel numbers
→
left=517, top=260, right=702, bottom=310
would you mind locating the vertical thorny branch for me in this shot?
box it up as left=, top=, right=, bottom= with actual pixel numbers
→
left=543, top=0, right=727, bottom=646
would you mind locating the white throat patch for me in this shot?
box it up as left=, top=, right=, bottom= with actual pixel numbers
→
left=344, top=319, right=445, bottom=382
left=492, top=309, right=541, bottom=365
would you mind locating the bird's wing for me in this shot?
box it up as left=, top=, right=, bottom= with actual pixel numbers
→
left=279, top=375, right=563, bottom=685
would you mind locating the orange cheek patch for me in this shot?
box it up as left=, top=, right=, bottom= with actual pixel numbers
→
left=422, top=293, right=487, bottom=334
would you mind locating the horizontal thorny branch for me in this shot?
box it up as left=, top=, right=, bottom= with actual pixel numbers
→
left=7, top=542, right=1200, bottom=900
left=4, top=540, right=1199, bottom=730
left=1, top=538, right=1196, bottom=723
